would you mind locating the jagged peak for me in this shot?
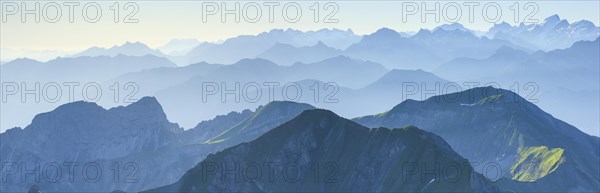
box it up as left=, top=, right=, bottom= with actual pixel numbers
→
left=121, top=96, right=161, bottom=109
left=433, top=23, right=468, bottom=32
left=543, top=14, right=561, bottom=24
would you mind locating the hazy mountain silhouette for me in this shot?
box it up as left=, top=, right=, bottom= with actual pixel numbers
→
left=157, top=39, right=202, bottom=56
left=73, top=42, right=168, bottom=58
left=257, top=41, right=342, bottom=66
left=182, top=28, right=360, bottom=65
left=344, top=28, right=444, bottom=70
left=0, top=54, right=177, bottom=132
left=153, top=57, right=388, bottom=128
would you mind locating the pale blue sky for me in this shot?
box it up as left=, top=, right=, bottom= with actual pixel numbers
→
left=1, top=1, right=599, bottom=51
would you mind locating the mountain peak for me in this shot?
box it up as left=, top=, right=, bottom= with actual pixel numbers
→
left=125, top=96, right=161, bottom=108
left=11, top=57, right=40, bottom=63
left=433, top=23, right=468, bottom=32
left=259, top=100, right=316, bottom=112
left=541, top=14, right=562, bottom=27
left=319, top=55, right=353, bottom=63
left=290, top=108, right=340, bottom=123
left=233, top=58, right=278, bottom=66
left=368, top=27, right=402, bottom=39
left=3, top=57, right=43, bottom=67
left=544, top=14, right=561, bottom=23
left=313, top=40, right=328, bottom=47
left=110, top=96, right=163, bottom=113
left=384, top=69, right=435, bottom=79
left=53, top=100, right=104, bottom=113
left=571, top=20, right=596, bottom=28
left=425, top=86, right=526, bottom=105
left=488, top=22, right=513, bottom=34
left=123, top=41, right=154, bottom=50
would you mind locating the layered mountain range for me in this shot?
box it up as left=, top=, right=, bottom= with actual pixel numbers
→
left=2, top=87, right=598, bottom=192
left=1, top=14, right=598, bottom=193
left=2, top=36, right=598, bottom=136
left=0, top=98, right=317, bottom=192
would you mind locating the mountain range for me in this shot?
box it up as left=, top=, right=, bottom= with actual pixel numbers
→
left=23, top=15, right=595, bottom=67
left=434, top=37, right=600, bottom=135
left=256, top=41, right=342, bottom=66
left=354, top=87, right=600, bottom=192
left=146, top=109, right=499, bottom=193
left=0, top=98, right=317, bottom=192
left=2, top=37, right=598, bottom=137
left=488, top=14, right=600, bottom=51
left=0, top=54, right=177, bottom=131
left=73, top=42, right=169, bottom=58
left=2, top=87, right=598, bottom=192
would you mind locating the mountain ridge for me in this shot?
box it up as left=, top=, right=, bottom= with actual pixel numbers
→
left=145, top=109, right=500, bottom=193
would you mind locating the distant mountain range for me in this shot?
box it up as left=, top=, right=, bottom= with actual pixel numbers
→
left=2, top=13, right=599, bottom=193
left=73, top=42, right=169, bottom=58
left=2, top=37, right=598, bottom=136
left=151, top=57, right=387, bottom=127
left=2, top=54, right=176, bottom=82
left=257, top=41, right=342, bottom=66
left=177, top=28, right=361, bottom=65
left=156, top=39, right=203, bottom=56
left=0, top=54, right=177, bottom=131
left=10, top=15, right=594, bottom=66
left=488, top=15, right=600, bottom=51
